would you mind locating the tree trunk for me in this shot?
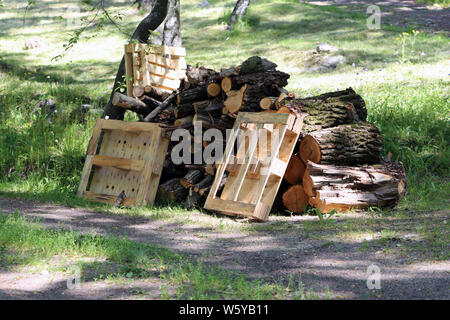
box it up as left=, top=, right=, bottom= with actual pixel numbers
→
left=227, top=0, right=251, bottom=30
left=303, top=160, right=407, bottom=212
left=299, top=122, right=383, bottom=165
left=103, top=0, right=170, bottom=120
left=151, top=0, right=182, bottom=47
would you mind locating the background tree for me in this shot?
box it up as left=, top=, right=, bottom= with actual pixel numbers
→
left=227, top=0, right=251, bottom=30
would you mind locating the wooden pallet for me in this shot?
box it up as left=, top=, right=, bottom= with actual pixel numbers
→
left=77, top=119, right=169, bottom=207
left=204, top=112, right=304, bottom=221
left=124, top=43, right=187, bottom=97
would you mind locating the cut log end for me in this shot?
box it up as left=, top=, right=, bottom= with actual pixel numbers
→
left=282, top=185, right=308, bottom=213
left=221, top=76, right=233, bottom=92
left=299, top=135, right=321, bottom=164
left=207, top=83, right=221, bottom=97
left=259, top=97, right=276, bottom=110
left=284, top=154, right=306, bottom=185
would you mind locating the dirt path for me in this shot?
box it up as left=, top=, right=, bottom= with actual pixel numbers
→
left=0, top=197, right=449, bottom=299
left=309, top=0, right=450, bottom=33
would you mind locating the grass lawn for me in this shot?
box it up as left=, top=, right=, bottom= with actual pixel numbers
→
left=0, top=2, right=448, bottom=222
left=0, top=213, right=320, bottom=299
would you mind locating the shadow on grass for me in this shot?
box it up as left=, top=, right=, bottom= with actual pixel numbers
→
left=0, top=202, right=448, bottom=299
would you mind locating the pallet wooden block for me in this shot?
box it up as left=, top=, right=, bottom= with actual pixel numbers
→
left=204, top=112, right=304, bottom=221
left=124, top=43, right=187, bottom=97
left=77, top=119, right=169, bottom=207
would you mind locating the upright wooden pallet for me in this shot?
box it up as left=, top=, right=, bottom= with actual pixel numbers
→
left=124, top=44, right=187, bottom=97
left=204, top=112, right=303, bottom=221
left=77, top=119, right=169, bottom=207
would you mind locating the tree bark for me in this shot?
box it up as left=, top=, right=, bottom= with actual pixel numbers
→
left=151, top=0, right=182, bottom=47
left=103, top=0, right=170, bottom=120
left=157, top=177, right=188, bottom=202
left=227, top=0, right=251, bottom=30
left=282, top=88, right=366, bottom=133
left=303, top=160, right=407, bottom=212
left=299, top=122, right=383, bottom=165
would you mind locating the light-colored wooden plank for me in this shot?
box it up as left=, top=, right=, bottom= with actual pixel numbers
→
left=124, top=49, right=134, bottom=97
left=92, top=155, right=144, bottom=172
left=100, top=119, right=160, bottom=132
left=87, top=120, right=104, bottom=155
left=237, top=112, right=291, bottom=125
left=135, top=129, right=159, bottom=205
left=145, top=44, right=186, bottom=57
left=229, top=124, right=260, bottom=201
left=144, top=136, right=169, bottom=205
left=77, top=155, right=94, bottom=197
left=204, top=197, right=256, bottom=217
left=251, top=125, right=287, bottom=205
left=147, top=63, right=179, bottom=80
left=83, top=191, right=136, bottom=207
left=149, top=73, right=180, bottom=91
left=208, top=126, right=240, bottom=197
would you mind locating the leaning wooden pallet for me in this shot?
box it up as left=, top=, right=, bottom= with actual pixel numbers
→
left=77, top=119, right=169, bottom=207
left=204, top=112, right=304, bottom=221
left=124, top=43, right=187, bottom=97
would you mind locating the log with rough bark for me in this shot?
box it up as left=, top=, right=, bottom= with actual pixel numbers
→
left=193, top=175, right=214, bottom=194
left=242, top=84, right=279, bottom=111
left=143, top=93, right=176, bottom=122
left=303, top=160, right=407, bottom=212
left=283, top=88, right=367, bottom=132
left=180, top=169, right=204, bottom=188
left=157, top=177, right=189, bottom=202
left=144, top=85, right=171, bottom=101
left=174, top=103, right=195, bottom=118
left=282, top=185, right=308, bottom=213
left=239, top=56, right=277, bottom=74
left=112, top=92, right=156, bottom=115
left=186, top=66, right=220, bottom=86
left=226, top=70, right=290, bottom=91
left=177, top=86, right=208, bottom=105
left=299, top=122, right=383, bottom=165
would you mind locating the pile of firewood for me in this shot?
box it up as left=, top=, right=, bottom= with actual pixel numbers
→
left=111, top=56, right=407, bottom=214
left=279, top=89, right=407, bottom=213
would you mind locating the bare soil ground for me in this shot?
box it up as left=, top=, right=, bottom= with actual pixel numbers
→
left=309, top=0, right=450, bottom=33
left=0, top=197, right=448, bottom=300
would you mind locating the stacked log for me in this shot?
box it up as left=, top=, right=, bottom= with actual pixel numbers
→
left=278, top=90, right=406, bottom=214
left=111, top=55, right=406, bottom=215
left=112, top=56, right=295, bottom=209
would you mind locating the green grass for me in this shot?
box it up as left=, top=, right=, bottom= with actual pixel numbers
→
left=419, top=0, right=449, bottom=6
left=0, top=212, right=318, bottom=299
left=0, top=0, right=449, bottom=216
